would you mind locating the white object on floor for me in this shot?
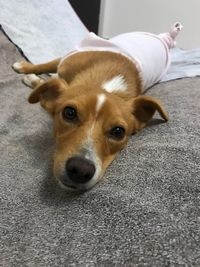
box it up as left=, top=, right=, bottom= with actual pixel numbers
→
left=161, top=48, right=200, bottom=82
left=0, top=0, right=88, bottom=64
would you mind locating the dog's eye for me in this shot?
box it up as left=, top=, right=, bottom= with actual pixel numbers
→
left=62, top=106, right=78, bottom=122
left=109, top=126, right=125, bottom=140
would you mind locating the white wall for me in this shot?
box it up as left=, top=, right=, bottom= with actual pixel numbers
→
left=99, top=0, right=200, bottom=49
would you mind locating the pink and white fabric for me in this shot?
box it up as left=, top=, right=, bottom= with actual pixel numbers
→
left=60, top=23, right=182, bottom=90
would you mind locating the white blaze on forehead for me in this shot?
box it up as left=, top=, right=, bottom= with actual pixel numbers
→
left=102, top=75, right=127, bottom=93
left=96, top=94, right=106, bottom=114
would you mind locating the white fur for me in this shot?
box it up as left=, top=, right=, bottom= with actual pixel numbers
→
left=59, top=132, right=102, bottom=191
left=102, top=75, right=127, bottom=93
left=50, top=73, right=59, bottom=79
left=80, top=136, right=102, bottom=190
left=12, top=62, right=23, bottom=72
left=96, top=94, right=106, bottom=114
left=23, top=74, right=41, bottom=87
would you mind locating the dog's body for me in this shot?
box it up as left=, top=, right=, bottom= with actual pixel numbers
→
left=12, top=23, right=181, bottom=191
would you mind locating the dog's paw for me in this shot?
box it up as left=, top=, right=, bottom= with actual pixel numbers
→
left=12, top=62, right=24, bottom=73
left=12, top=61, right=32, bottom=73
left=23, top=74, right=41, bottom=88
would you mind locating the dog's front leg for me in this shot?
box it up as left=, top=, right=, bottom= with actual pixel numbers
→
left=12, top=58, right=61, bottom=75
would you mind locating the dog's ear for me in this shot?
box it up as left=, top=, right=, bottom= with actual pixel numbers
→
left=28, top=78, right=68, bottom=115
left=130, top=95, right=168, bottom=131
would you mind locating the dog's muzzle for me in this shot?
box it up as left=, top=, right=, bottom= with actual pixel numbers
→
left=59, top=156, right=96, bottom=190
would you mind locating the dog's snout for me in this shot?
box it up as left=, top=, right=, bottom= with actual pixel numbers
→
left=66, top=157, right=96, bottom=184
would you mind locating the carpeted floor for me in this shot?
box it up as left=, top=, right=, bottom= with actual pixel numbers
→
left=1, top=31, right=200, bottom=267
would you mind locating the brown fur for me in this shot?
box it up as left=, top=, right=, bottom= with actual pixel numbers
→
left=13, top=51, right=168, bottom=190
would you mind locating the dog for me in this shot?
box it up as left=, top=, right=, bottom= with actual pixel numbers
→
left=12, top=23, right=182, bottom=191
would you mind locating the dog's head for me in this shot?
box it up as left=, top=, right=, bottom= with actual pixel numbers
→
left=29, top=78, right=168, bottom=191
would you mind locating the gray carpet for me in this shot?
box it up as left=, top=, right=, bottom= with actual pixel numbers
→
left=1, top=31, right=200, bottom=267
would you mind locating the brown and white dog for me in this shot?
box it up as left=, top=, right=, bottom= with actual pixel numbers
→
left=12, top=26, right=181, bottom=191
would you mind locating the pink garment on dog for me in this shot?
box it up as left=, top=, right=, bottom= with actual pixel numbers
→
left=60, top=23, right=182, bottom=90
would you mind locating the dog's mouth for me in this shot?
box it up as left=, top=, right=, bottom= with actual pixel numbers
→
left=63, top=183, right=77, bottom=190
left=58, top=180, right=79, bottom=191
left=58, top=179, right=90, bottom=192
left=66, top=184, right=77, bottom=189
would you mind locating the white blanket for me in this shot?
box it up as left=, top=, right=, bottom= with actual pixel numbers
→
left=161, top=48, right=200, bottom=82
left=0, top=0, right=200, bottom=83
left=0, top=0, right=88, bottom=64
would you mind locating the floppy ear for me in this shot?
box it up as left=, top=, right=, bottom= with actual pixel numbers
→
left=28, top=78, right=68, bottom=115
left=131, top=95, right=168, bottom=131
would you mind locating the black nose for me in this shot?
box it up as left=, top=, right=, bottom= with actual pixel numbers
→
left=66, top=157, right=96, bottom=184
